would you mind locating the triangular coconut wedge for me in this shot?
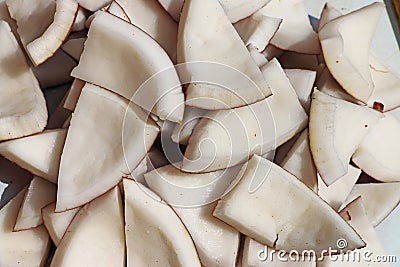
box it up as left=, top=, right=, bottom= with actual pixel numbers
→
left=280, top=129, right=317, bottom=192
left=0, top=129, right=67, bottom=184
left=352, top=113, right=400, bottom=182
left=71, top=11, right=184, bottom=123
left=182, top=58, right=307, bottom=173
left=61, top=37, right=85, bottom=61
left=309, top=90, right=382, bottom=186
left=242, top=237, right=316, bottom=266
left=234, top=14, right=282, bottom=52
left=341, top=183, right=400, bottom=227
left=123, top=179, right=202, bottom=267
left=145, top=165, right=241, bottom=265
left=171, top=107, right=206, bottom=145
left=50, top=187, right=125, bottom=267
left=42, top=202, right=80, bottom=246
left=317, top=166, right=361, bottom=211
left=76, top=0, right=111, bottom=12
left=254, top=0, right=320, bottom=54
left=56, top=83, right=159, bottom=212
left=318, top=197, right=389, bottom=266
left=63, top=79, right=85, bottom=111
left=25, top=0, right=78, bottom=65
left=144, top=164, right=242, bottom=207
left=213, top=155, right=365, bottom=253
left=284, top=69, right=316, bottom=112
left=107, top=1, right=130, bottom=22
left=0, top=21, right=47, bottom=141
left=0, top=188, right=50, bottom=267
left=14, top=177, right=56, bottom=231
left=115, top=0, right=178, bottom=61
left=178, top=0, right=271, bottom=110
left=367, top=53, right=400, bottom=112
left=318, top=2, right=385, bottom=103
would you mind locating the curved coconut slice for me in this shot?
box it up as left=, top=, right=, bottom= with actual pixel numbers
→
left=63, top=79, right=85, bottom=111
left=144, top=164, right=242, bottom=207
left=32, top=49, right=76, bottom=89
left=0, top=188, right=50, bottom=267
left=247, top=44, right=268, bottom=67
left=317, top=166, right=361, bottom=211
left=255, top=0, right=320, bottom=54
left=158, top=0, right=183, bottom=21
left=0, top=21, right=47, bottom=141
left=71, top=11, right=184, bottom=123
left=107, top=1, right=130, bottom=22
left=115, top=0, right=177, bottom=61
left=178, top=0, right=271, bottom=110
left=242, top=237, right=315, bottom=266
left=316, top=68, right=360, bottom=104
left=42, top=203, right=80, bottom=246
left=213, top=155, right=365, bottom=253
left=352, top=113, right=400, bottom=182
left=309, top=90, right=382, bottom=186
left=182, top=58, right=307, bottom=173
left=123, top=179, right=201, bottom=267
left=367, top=53, right=400, bottom=112
left=342, top=183, right=400, bottom=227
left=318, top=2, right=385, bottom=103
left=77, top=0, right=111, bottom=12
left=61, top=37, right=85, bottom=61
left=319, top=197, right=388, bottom=266
left=171, top=107, right=206, bottom=145
left=56, top=83, right=159, bottom=212
left=51, top=187, right=125, bottom=267
left=234, top=14, right=281, bottom=52
left=280, top=129, right=317, bottom=192
left=284, top=69, right=316, bottom=112
left=14, top=177, right=56, bottom=231
left=24, top=0, right=78, bottom=66
left=0, top=129, right=67, bottom=184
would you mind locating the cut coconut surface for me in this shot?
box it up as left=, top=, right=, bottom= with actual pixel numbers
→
left=77, top=0, right=111, bottom=12
left=280, top=129, right=317, bottom=192
left=284, top=69, right=316, bottom=112
left=26, top=0, right=78, bottom=66
left=144, top=163, right=242, bottom=207
left=178, top=0, right=271, bottom=110
left=56, top=83, right=159, bottom=212
left=171, top=107, right=206, bottom=145
left=352, top=113, right=400, bottom=182
left=318, top=2, right=385, bottom=103
left=182, top=58, right=307, bottom=173
left=309, top=90, right=382, bottom=186
left=107, top=1, right=130, bottom=22
left=0, top=21, right=48, bottom=141
left=61, top=37, right=85, bottom=61
left=367, top=52, right=400, bottom=112
left=247, top=44, right=268, bottom=67
left=0, top=188, right=50, bottom=267
left=14, top=177, right=56, bottom=231
left=242, top=237, right=316, bottom=266
left=318, top=197, right=389, bottom=266
left=42, top=202, right=80, bottom=246
left=32, top=49, right=76, bottom=89
left=234, top=14, right=282, bottom=52
left=123, top=179, right=202, bottom=267
left=51, top=187, right=125, bottom=267
left=158, top=0, right=183, bottom=21
left=115, top=0, right=177, bottom=61
left=317, top=166, right=361, bottom=211
left=255, top=0, right=320, bottom=54
left=341, top=183, right=400, bottom=227
left=0, top=129, right=67, bottom=184
left=213, top=155, right=365, bottom=253
left=318, top=3, right=342, bottom=32
left=63, top=79, right=85, bottom=111
left=72, top=11, right=184, bottom=123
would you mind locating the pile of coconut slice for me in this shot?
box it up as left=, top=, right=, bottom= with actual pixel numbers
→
left=0, top=0, right=399, bottom=266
